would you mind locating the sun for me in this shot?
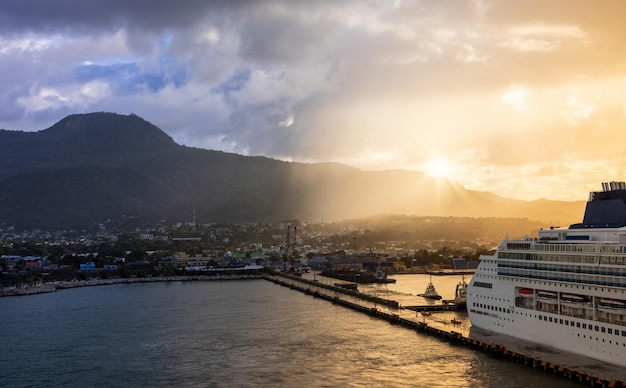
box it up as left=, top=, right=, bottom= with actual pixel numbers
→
left=424, top=156, right=452, bottom=178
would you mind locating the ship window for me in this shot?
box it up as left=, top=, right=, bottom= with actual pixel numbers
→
left=559, top=319, right=563, bottom=324
left=602, top=327, right=606, bottom=333
left=583, top=323, right=587, bottom=329
left=595, top=325, right=599, bottom=331
left=549, top=317, right=553, bottom=322
left=609, top=328, right=613, bottom=334
left=622, top=331, right=626, bottom=336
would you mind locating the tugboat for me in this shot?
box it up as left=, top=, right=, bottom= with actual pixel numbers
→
left=373, top=268, right=396, bottom=283
left=374, top=268, right=387, bottom=281
left=453, top=275, right=468, bottom=307
left=418, top=276, right=442, bottom=300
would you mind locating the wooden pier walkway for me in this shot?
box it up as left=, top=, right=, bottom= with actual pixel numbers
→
left=405, top=304, right=458, bottom=312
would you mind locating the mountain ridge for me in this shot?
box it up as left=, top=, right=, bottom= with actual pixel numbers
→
left=0, top=112, right=585, bottom=230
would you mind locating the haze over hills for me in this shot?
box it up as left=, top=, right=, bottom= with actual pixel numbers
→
left=0, top=112, right=585, bottom=230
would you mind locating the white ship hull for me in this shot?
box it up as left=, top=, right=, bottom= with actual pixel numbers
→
left=468, top=270, right=626, bottom=367
left=468, top=181, right=626, bottom=368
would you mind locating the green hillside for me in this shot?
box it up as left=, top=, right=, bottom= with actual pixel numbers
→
left=0, top=112, right=585, bottom=230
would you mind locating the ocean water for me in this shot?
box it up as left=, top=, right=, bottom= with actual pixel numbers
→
left=0, top=278, right=579, bottom=387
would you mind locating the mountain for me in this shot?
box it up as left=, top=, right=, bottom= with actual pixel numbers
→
left=0, top=112, right=585, bottom=230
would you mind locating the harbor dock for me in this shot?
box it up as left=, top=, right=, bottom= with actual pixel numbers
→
left=405, top=304, right=457, bottom=312
left=266, top=272, right=626, bottom=388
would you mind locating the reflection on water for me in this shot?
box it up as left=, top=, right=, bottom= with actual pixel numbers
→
left=0, top=279, right=577, bottom=387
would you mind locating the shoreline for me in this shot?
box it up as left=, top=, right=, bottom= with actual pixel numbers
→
left=0, top=274, right=263, bottom=297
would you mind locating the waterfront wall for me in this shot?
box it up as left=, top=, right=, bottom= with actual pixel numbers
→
left=0, top=274, right=263, bottom=297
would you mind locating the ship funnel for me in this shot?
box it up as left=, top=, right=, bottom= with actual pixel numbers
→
left=605, top=181, right=626, bottom=191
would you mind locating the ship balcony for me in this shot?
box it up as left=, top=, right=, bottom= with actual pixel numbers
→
left=515, top=300, right=626, bottom=327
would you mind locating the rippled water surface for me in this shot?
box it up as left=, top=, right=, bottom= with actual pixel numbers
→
left=0, top=279, right=578, bottom=387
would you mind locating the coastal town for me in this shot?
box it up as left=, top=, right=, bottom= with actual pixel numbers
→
left=0, top=217, right=485, bottom=296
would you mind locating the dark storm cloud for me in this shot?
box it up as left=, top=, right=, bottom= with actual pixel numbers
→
left=2, top=0, right=626, bottom=201
left=0, top=0, right=233, bottom=33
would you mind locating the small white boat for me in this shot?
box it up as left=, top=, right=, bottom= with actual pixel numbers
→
left=418, top=276, right=442, bottom=300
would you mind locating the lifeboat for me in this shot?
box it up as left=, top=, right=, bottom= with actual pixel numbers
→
left=560, top=293, right=587, bottom=306
left=561, top=293, right=585, bottom=302
left=537, top=290, right=558, bottom=303
left=598, top=298, right=626, bottom=313
left=518, top=288, right=534, bottom=297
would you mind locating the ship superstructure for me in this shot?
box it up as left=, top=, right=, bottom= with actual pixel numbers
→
left=467, top=182, right=626, bottom=367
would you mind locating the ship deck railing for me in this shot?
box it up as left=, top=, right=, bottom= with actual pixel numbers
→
left=516, top=304, right=626, bottom=327
left=498, top=271, right=626, bottom=287
left=561, top=312, right=590, bottom=320
left=597, top=317, right=626, bottom=326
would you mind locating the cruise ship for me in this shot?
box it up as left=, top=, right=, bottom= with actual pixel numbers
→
left=467, top=181, right=626, bottom=367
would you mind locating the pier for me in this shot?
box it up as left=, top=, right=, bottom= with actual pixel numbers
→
left=265, top=272, right=626, bottom=388
left=405, top=304, right=457, bottom=312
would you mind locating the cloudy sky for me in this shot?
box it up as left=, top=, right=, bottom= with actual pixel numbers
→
left=2, top=0, right=626, bottom=202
